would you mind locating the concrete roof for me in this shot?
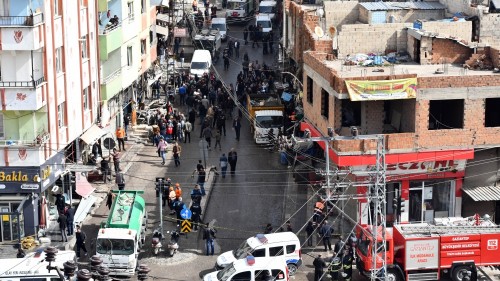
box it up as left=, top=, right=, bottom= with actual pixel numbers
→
left=323, top=60, right=495, bottom=78
left=359, top=1, right=445, bottom=11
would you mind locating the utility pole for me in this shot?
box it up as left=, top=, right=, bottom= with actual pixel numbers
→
left=294, top=132, right=387, bottom=281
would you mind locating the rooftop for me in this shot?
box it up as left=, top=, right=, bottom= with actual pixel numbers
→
left=359, top=1, right=446, bottom=11
left=324, top=60, right=496, bottom=78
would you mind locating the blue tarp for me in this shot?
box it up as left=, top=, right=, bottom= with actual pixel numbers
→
left=281, top=92, right=293, bottom=102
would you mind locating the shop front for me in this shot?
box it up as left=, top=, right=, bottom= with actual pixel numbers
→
left=0, top=152, right=65, bottom=242
left=299, top=121, right=474, bottom=226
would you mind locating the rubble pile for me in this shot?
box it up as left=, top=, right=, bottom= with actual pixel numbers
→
left=463, top=53, right=494, bottom=70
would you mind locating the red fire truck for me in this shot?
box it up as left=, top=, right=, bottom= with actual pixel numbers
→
left=356, top=219, right=500, bottom=281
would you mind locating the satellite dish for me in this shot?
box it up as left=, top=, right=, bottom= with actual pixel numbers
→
left=314, top=26, right=324, bottom=38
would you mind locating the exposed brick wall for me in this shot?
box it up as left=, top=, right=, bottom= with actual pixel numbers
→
left=491, top=47, right=500, bottom=68
left=363, top=101, right=384, bottom=134
left=418, top=75, right=500, bottom=88
left=431, top=38, right=473, bottom=64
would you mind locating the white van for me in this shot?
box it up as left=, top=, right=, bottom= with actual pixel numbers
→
left=205, top=256, right=289, bottom=281
left=0, top=250, right=77, bottom=281
left=256, top=14, right=273, bottom=33
left=216, top=233, right=302, bottom=275
left=211, top=18, right=228, bottom=41
left=190, top=50, right=212, bottom=77
left=258, top=1, right=277, bottom=20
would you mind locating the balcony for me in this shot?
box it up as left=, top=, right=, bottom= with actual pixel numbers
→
left=0, top=77, right=45, bottom=88
left=99, top=25, right=123, bottom=60
left=0, top=13, right=44, bottom=27
left=2, top=84, right=46, bottom=111
left=100, top=69, right=122, bottom=101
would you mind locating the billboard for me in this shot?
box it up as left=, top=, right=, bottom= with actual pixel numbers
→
left=345, top=78, right=418, bottom=101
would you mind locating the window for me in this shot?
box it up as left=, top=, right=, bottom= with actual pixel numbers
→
left=55, top=47, right=63, bottom=73
left=285, top=244, right=296, bottom=254
left=127, top=46, right=133, bottom=66
left=232, top=271, right=251, bottom=281
left=485, top=98, right=500, bottom=127
left=341, top=99, right=361, bottom=127
left=306, top=76, right=313, bottom=104
left=0, top=113, right=4, bottom=139
left=81, top=36, right=88, bottom=59
left=54, top=0, right=61, bottom=16
left=141, top=0, right=146, bottom=13
left=83, top=87, right=89, bottom=110
left=128, top=2, right=134, bottom=20
left=321, top=89, right=329, bottom=118
left=255, top=270, right=272, bottom=281
left=269, top=246, right=284, bottom=257
left=271, top=270, right=286, bottom=280
left=252, top=248, right=266, bottom=257
left=428, top=99, right=464, bottom=130
left=80, top=0, right=87, bottom=7
left=141, top=39, right=146, bottom=55
left=57, top=102, right=66, bottom=128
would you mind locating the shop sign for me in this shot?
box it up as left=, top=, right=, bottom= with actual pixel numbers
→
left=345, top=78, right=417, bottom=101
left=174, top=27, right=187, bottom=37
left=386, top=160, right=466, bottom=175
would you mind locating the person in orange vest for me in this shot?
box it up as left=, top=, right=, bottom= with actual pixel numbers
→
left=174, top=183, right=182, bottom=200
left=116, top=126, right=126, bottom=151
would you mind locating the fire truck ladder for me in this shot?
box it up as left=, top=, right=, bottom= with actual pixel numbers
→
left=399, top=225, right=500, bottom=235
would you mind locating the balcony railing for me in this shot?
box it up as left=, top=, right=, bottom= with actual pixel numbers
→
left=0, top=13, right=44, bottom=27
left=0, top=77, right=45, bottom=88
left=102, top=69, right=121, bottom=84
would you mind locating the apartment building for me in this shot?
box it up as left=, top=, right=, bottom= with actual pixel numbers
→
left=0, top=0, right=100, bottom=241
left=97, top=0, right=158, bottom=137
left=284, top=0, right=500, bottom=226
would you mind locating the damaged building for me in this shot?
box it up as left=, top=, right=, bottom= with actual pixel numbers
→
left=283, top=0, right=500, bottom=225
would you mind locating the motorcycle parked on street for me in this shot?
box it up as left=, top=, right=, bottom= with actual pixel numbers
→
left=167, top=229, right=180, bottom=256
left=152, top=228, right=164, bottom=256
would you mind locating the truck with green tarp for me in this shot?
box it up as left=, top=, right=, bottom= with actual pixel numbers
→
left=96, top=190, right=147, bottom=276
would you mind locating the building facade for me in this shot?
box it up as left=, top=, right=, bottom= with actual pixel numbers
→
left=284, top=0, right=500, bottom=227
left=98, top=0, right=158, bottom=138
left=0, top=0, right=100, bottom=241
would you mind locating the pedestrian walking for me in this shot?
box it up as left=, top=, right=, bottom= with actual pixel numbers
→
left=219, top=153, right=228, bottom=178
left=55, top=193, right=65, bottom=214
left=232, top=116, right=241, bottom=141
left=168, top=186, right=176, bottom=214
left=202, top=126, right=213, bottom=149
left=75, top=225, right=88, bottom=258
left=101, top=157, right=112, bottom=183
left=227, top=39, right=233, bottom=57
left=286, top=220, right=293, bottom=232
left=306, top=220, right=314, bottom=247
left=228, top=148, right=237, bottom=175
left=192, top=167, right=207, bottom=195
left=116, top=126, right=126, bottom=151
left=268, top=30, right=274, bottom=53
left=319, top=220, right=333, bottom=251
left=216, top=112, right=226, bottom=136
left=190, top=200, right=202, bottom=231
left=180, top=48, right=185, bottom=67
left=152, top=77, right=161, bottom=99
left=158, top=137, right=168, bottom=165
left=264, top=223, right=273, bottom=234
left=57, top=212, right=68, bottom=242
left=243, top=26, right=249, bottom=45
left=313, top=254, right=327, bottom=281
left=214, top=129, right=221, bottom=150
left=106, top=191, right=115, bottom=209
left=234, top=40, right=240, bottom=58
left=66, top=204, right=75, bottom=236
left=172, top=142, right=181, bottom=167
left=223, top=53, right=229, bottom=70
left=111, top=148, right=121, bottom=173
left=184, top=120, right=192, bottom=143
left=203, top=223, right=217, bottom=256
left=116, top=172, right=126, bottom=190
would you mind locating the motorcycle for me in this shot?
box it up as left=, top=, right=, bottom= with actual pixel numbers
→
left=151, top=228, right=164, bottom=256
left=166, top=229, right=180, bottom=256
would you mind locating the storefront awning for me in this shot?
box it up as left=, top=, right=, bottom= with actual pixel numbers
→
left=157, top=25, right=169, bottom=36
left=80, top=124, right=106, bottom=145
left=462, top=186, right=500, bottom=201
left=75, top=172, right=95, bottom=198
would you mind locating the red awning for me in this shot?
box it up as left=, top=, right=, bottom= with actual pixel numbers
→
left=76, top=172, right=95, bottom=198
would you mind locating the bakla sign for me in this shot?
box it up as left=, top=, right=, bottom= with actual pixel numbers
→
left=386, top=160, right=466, bottom=175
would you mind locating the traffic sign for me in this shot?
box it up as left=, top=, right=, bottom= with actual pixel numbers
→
left=180, top=207, right=192, bottom=220
left=103, top=137, right=116, bottom=150
left=181, top=220, right=192, bottom=233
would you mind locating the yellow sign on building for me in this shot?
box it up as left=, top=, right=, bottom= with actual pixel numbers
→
left=345, top=78, right=418, bottom=101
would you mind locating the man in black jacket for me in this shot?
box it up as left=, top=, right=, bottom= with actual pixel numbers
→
left=57, top=212, right=68, bottom=242
left=313, top=254, right=327, bottom=281
left=75, top=225, right=88, bottom=258
left=66, top=204, right=75, bottom=236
